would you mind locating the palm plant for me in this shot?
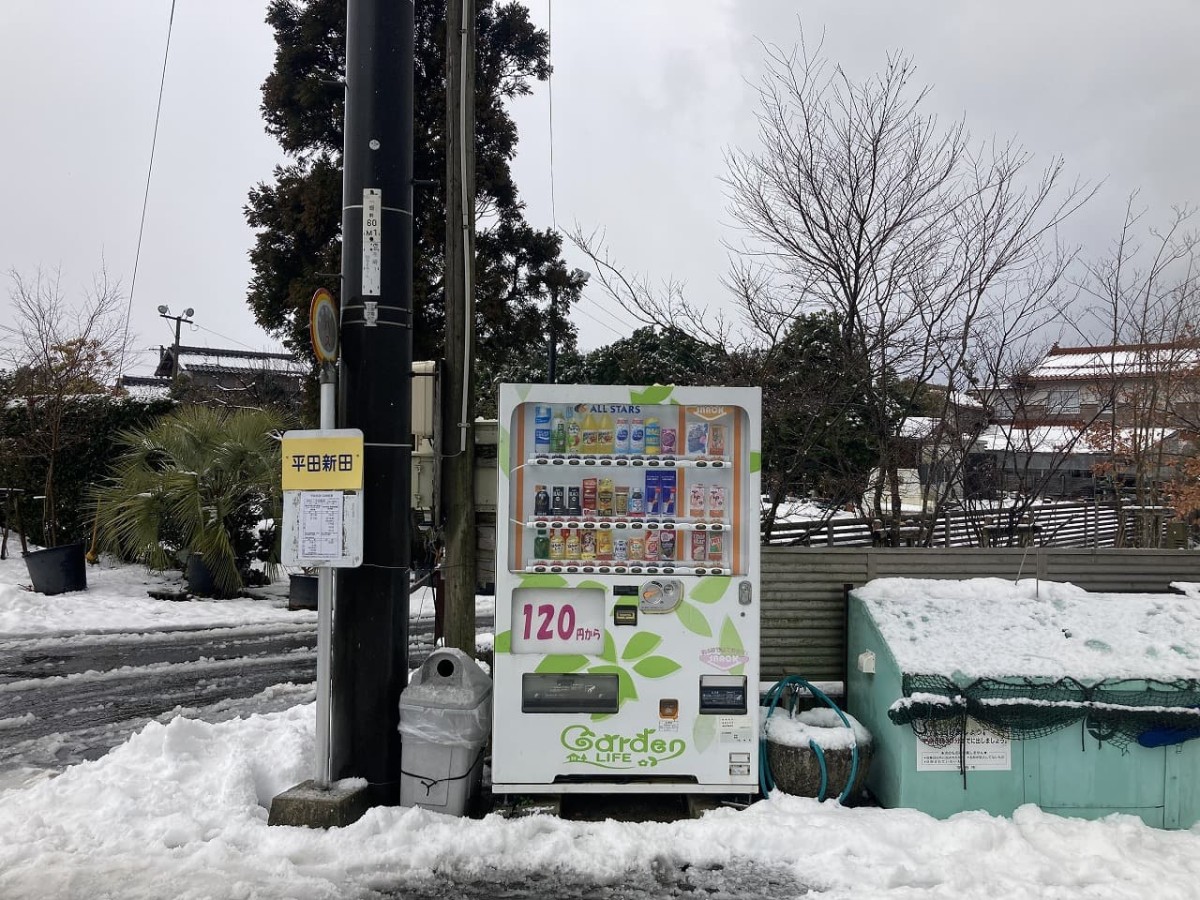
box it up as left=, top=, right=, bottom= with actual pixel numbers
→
left=95, top=406, right=286, bottom=596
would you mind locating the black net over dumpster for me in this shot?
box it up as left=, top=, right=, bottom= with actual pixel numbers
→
left=888, top=675, right=1200, bottom=751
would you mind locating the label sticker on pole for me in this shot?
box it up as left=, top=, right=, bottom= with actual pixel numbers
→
left=309, top=288, right=339, bottom=363
left=362, top=188, right=381, bottom=296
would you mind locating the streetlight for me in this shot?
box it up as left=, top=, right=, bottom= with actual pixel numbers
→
left=158, top=305, right=194, bottom=379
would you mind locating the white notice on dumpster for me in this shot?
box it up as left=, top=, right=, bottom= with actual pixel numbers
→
left=299, top=491, right=344, bottom=559
left=916, top=717, right=1011, bottom=771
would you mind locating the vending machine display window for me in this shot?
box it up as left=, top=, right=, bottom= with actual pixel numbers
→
left=506, top=400, right=750, bottom=578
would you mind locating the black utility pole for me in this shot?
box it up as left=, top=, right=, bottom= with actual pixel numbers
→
left=333, top=0, right=414, bottom=805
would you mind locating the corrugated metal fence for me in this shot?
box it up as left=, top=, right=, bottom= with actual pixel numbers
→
left=761, top=547, right=1200, bottom=682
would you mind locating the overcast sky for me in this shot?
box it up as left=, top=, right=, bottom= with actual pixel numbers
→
left=3, top=1, right=1198, bottom=379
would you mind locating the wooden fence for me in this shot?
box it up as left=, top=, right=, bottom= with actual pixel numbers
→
left=761, top=501, right=1181, bottom=550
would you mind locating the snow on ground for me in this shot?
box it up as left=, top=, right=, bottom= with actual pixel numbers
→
left=856, top=577, right=1200, bottom=681
left=2, top=701, right=1200, bottom=900
left=0, top=554, right=315, bottom=636
left=3, top=560, right=1200, bottom=898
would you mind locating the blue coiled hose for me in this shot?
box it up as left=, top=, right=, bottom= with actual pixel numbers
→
left=760, top=675, right=859, bottom=803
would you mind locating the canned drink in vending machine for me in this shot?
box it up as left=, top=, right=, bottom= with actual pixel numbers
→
left=580, top=530, right=596, bottom=560
left=582, top=478, right=598, bottom=516
left=614, top=486, right=629, bottom=517
left=708, top=532, right=724, bottom=563
left=708, top=485, right=726, bottom=520
left=645, top=532, right=660, bottom=562
left=690, top=531, right=708, bottom=562
left=549, top=530, right=565, bottom=560
left=596, top=530, right=613, bottom=560
left=629, top=487, right=645, bottom=516
left=613, top=537, right=628, bottom=562
left=708, top=424, right=727, bottom=458
left=659, top=529, right=677, bottom=561
left=565, top=529, right=581, bottom=559
left=627, top=536, right=645, bottom=561
left=567, top=485, right=582, bottom=516
left=688, top=483, right=706, bottom=518
left=551, top=485, right=565, bottom=515
left=630, top=417, right=645, bottom=453
left=660, top=427, right=677, bottom=456
left=615, top=417, right=631, bottom=454
left=597, top=478, right=615, bottom=517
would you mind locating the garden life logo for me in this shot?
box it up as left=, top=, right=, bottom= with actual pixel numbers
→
left=561, top=725, right=686, bottom=769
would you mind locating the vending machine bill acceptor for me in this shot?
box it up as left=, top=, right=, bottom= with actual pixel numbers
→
left=492, top=384, right=762, bottom=794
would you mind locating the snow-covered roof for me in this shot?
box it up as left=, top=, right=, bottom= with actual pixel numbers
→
left=976, top=424, right=1178, bottom=455
left=155, top=345, right=308, bottom=379
left=1027, top=343, right=1200, bottom=382
left=899, top=416, right=939, bottom=439
left=976, top=424, right=1090, bottom=454
left=856, top=577, right=1200, bottom=681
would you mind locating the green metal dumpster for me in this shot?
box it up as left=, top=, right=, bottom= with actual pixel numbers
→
left=846, top=577, right=1200, bottom=828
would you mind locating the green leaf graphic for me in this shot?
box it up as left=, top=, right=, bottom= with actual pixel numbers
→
left=621, top=631, right=663, bottom=660
left=633, top=656, right=682, bottom=678
left=589, top=665, right=637, bottom=705
left=749, top=450, right=761, bottom=473
left=630, top=385, right=674, bottom=405
left=517, top=385, right=532, bottom=402
left=675, top=601, right=712, bottom=637
left=498, top=426, right=510, bottom=471
left=519, top=573, right=568, bottom=589
left=576, top=580, right=605, bottom=591
left=535, top=654, right=589, bottom=674
left=694, top=714, right=716, bottom=753
left=494, top=630, right=511, bottom=654
left=719, top=615, right=745, bottom=654
left=719, top=615, right=746, bottom=675
left=601, top=629, right=617, bottom=663
left=689, top=576, right=732, bottom=604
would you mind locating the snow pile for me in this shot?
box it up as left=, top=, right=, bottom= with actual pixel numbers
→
left=3, top=704, right=1200, bottom=899
left=762, top=706, right=871, bottom=750
left=856, top=577, right=1200, bottom=681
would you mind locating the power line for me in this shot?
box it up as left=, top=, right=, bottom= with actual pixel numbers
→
left=192, top=321, right=290, bottom=356
left=118, top=0, right=178, bottom=379
left=548, top=0, right=557, bottom=230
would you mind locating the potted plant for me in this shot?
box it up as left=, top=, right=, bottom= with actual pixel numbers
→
left=95, top=405, right=286, bottom=598
left=0, top=267, right=126, bottom=594
left=288, top=568, right=319, bottom=610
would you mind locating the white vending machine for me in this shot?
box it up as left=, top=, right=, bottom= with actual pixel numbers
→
left=492, top=384, right=762, bottom=795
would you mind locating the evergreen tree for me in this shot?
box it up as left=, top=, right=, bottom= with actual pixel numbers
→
left=245, top=0, right=585, bottom=382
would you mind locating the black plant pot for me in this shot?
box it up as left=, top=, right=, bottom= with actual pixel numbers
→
left=288, top=573, right=319, bottom=611
left=187, top=553, right=237, bottom=599
left=24, top=543, right=88, bottom=595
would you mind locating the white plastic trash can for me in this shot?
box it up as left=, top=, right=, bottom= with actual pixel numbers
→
left=398, top=648, right=492, bottom=815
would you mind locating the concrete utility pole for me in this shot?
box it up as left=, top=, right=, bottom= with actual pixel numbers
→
left=440, top=0, right=477, bottom=654
left=333, top=0, right=414, bottom=805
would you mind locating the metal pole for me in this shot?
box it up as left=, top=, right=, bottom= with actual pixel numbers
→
left=333, top=0, right=413, bottom=804
left=314, top=364, right=337, bottom=788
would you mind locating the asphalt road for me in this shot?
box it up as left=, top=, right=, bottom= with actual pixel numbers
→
left=0, top=610, right=494, bottom=784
